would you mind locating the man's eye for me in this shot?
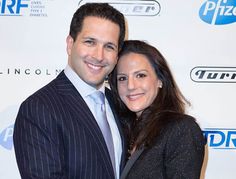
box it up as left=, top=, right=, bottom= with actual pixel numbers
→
left=84, top=40, right=95, bottom=46
left=105, top=44, right=116, bottom=51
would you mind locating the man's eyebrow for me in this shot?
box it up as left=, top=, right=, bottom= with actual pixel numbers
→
left=82, top=36, right=118, bottom=49
left=82, top=37, right=95, bottom=40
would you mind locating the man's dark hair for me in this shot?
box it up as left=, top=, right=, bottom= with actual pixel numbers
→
left=69, top=3, right=126, bottom=50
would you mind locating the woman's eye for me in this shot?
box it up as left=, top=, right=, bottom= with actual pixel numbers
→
left=137, top=73, right=147, bottom=78
left=117, top=76, right=127, bottom=81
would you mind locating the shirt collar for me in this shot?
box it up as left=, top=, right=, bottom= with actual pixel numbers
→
left=64, top=65, right=105, bottom=98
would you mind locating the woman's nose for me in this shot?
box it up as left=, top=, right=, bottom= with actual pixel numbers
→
left=127, top=78, right=135, bottom=90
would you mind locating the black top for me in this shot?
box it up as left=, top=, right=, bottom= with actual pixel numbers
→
left=121, top=114, right=205, bottom=179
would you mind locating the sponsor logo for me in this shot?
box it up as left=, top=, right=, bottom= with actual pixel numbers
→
left=0, top=106, right=18, bottom=151
left=0, top=0, right=51, bottom=17
left=0, top=67, right=62, bottom=76
left=199, top=0, right=236, bottom=25
left=0, top=124, right=14, bottom=150
left=0, top=0, right=29, bottom=16
left=190, top=66, right=236, bottom=83
left=78, top=0, right=161, bottom=16
left=203, top=128, right=236, bottom=149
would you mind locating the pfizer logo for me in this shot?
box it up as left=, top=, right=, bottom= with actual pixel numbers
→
left=199, top=0, right=236, bottom=25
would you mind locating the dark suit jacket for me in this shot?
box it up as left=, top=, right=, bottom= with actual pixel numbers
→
left=13, top=71, right=126, bottom=179
left=121, top=115, right=205, bottom=179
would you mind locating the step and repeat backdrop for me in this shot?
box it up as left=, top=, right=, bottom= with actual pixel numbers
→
left=0, top=0, right=235, bottom=178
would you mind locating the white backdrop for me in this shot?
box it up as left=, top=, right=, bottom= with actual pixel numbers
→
left=0, top=0, right=235, bottom=178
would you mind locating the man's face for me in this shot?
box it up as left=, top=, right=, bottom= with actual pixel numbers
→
left=66, top=16, right=120, bottom=89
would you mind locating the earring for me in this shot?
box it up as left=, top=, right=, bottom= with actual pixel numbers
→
left=159, top=83, right=162, bottom=88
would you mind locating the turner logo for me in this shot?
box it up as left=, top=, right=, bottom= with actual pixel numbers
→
left=199, top=0, right=236, bottom=25
left=0, top=124, right=14, bottom=150
left=190, top=67, right=236, bottom=83
left=203, top=128, right=236, bottom=149
left=78, top=0, right=161, bottom=16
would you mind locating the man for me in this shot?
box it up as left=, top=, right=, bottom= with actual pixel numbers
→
left=13, top=3, right=126, bottom=179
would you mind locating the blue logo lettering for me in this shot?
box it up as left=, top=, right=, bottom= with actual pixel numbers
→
left=0, top=0, right=29, bottom=16
left=203, top=128, right=236, bottom=149
left=199, top=0, right=236, bottom=25
left=0, top=124, right=14, bottom=150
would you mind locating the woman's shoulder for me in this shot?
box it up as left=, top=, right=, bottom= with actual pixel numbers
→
left=160, top=112, right=206, bottom=146
left=159, top=112, right=204, bottom=141
left=174, top=113, right=202, bottom=131
left=162, top=112, right=200, bottom=129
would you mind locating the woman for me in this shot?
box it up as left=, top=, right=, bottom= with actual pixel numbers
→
left=109, top=40, right=205, bottom=179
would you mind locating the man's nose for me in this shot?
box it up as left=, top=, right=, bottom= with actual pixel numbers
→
left=93, top=45, right=104, bottom=61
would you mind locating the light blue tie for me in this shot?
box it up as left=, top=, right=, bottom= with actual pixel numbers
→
left=90, top=91, right=116, bottom=176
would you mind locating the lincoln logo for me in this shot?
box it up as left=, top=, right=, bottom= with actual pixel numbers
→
left=190, top=67, right=236, bottom=83
left=78, top=0, right=161, bottom=16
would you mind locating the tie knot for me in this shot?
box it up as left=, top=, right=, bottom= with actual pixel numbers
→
left=90, top=91, right=105, bottom=105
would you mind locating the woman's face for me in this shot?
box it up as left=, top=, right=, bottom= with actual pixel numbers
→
left=117, top=52, right=162, bottom=117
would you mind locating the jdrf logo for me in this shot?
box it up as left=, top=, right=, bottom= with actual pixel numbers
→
left=0, top=0, right=29, bottom=16
left=203, top=128, right=236, bottom=149
left=0, top=124, right=14, bottom=150
left=199, top=0, right=236, bottom=25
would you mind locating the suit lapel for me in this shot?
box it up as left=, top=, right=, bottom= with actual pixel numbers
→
left=120, top=147, right=145, bottom=179
left=105, top=88, right=127, bottom=173
left=55, top=72, right=114, bottom=176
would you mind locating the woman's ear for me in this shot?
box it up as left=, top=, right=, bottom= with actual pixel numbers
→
left=158, top=80, right=163, bottom=88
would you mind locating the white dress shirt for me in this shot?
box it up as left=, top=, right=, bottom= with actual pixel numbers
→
left=64, top=65, right=122, bottom=179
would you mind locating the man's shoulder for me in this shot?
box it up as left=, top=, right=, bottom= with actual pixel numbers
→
left=22, top=73, right=64, bottom=105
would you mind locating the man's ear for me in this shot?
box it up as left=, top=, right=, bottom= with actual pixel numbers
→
left=66, top=35, right=74, bottom=56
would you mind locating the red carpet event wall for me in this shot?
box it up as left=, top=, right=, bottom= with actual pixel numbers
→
left=0, top=0, right=235, bottom=178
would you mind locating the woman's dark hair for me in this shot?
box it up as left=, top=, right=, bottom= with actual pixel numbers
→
left=108, top=40, right=190, bottom=149
left=69, top=3, right=126, bottom=50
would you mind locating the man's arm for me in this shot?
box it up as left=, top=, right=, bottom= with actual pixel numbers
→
left=13, top=97, right=66, bottom=179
